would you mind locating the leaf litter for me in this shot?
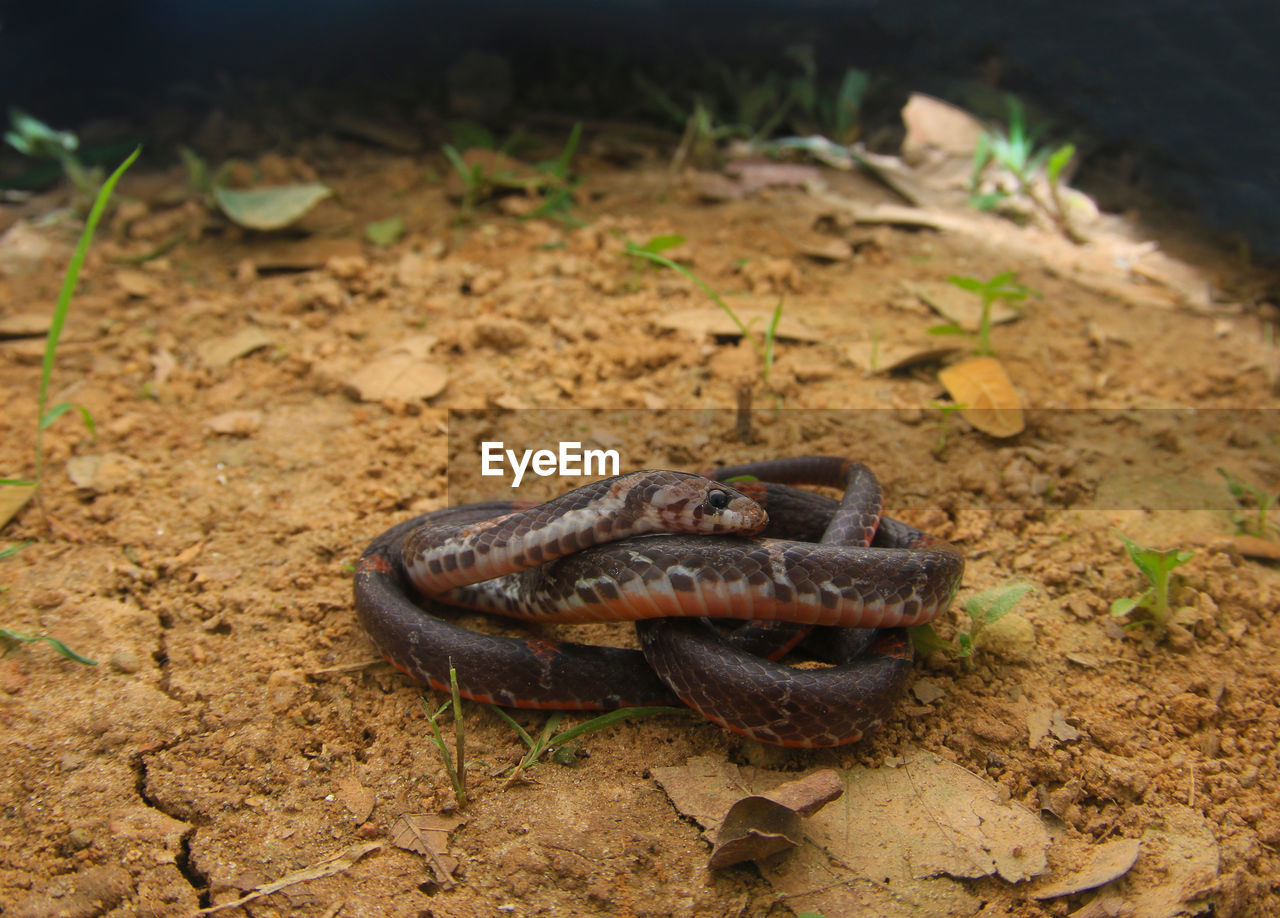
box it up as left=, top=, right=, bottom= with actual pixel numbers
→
left=653, top=748, right=1050, bottom=918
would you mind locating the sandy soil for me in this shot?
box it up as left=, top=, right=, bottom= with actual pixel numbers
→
left=1, top=129, right=1279, bottom=917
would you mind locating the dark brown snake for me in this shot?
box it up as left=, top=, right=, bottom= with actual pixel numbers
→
left=353, top=456, right=964, bottom=747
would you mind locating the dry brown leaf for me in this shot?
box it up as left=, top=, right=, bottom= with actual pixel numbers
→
left=901, top=93, right=986, bottom=157
left=196, top=326, right=275, bottom=368
left=654, top=750, right=1049, bottom=918
left=938, top=356, right=1025, bottom=437
left=1232, top=534, right=1280, bottom=560
left=655, top=308, right=821, bottom=342
left=115, top=269, right=160, bottom=298
left=1032, top=838, right=1142, bottom=899
left=910, top=280, right=1022, bottom=331
left=346, top=353, right=448, bottom=403
left=389, top=814, right=464, bottom=889
left=65, top=453, right=143, bottom=494
left=0, top=312, right=50, bottom=339
left=845, top=340, right=960, bottom=374
left=708, top=770, right=843, bottom=869
left=197, top=841, right=381, bottom=914
left=0, top=483, right=37, bottom=530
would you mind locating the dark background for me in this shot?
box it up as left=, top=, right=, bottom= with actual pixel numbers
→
left=2, top=0, right=1277, bottom=257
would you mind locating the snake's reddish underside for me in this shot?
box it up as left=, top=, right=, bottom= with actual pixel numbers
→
left=353, top=456, right=964, bottom=747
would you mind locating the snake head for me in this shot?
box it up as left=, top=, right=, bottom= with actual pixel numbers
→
left=639, top=473, right=767, bottom=536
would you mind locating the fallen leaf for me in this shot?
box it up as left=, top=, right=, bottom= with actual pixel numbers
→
left=845, top=340, right=960, bottom=374
left=0, top=483, right=37, bottom=530
left=115, top=269, right=159, bottom=298
left=196, top=327, right=275, bottom=367
left=345, top=339, right=448, bottom=404
left=389, top=814, right=464, bottom=889
left=708, top=770, right=843, bottom=869
left=213, top=183, right=334, bottom=231
left=654, top=749, right=1049, bottom=918
left=911, top=679, right=947, bottom=704
left=1027, top=707, right=1053, bottom=748
left=66, top=453, right=143, bottom=494
left=1032, top=838, right=1142, bottom=899
left=901, top=93, right=986, bottom=157
left=1231, top=534, right=1280, bottom=560
left=655, top=308, right=821, bottom=342
left=911, top=280, right=1022, bottom=331
left=937, top=356, right=1025, bottom=437
left=197, top=841, right=381, bottom=914
left=0, top=312, right=50, bottom=338
left=1050, top=711, right=1081, bottom=743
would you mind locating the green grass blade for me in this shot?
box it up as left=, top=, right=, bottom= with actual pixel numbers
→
left=545, top=706, right=684, bottom=747
left=0, top=541, right=34, bottom=559
left=35, top=146, right=139, bottom=484
left=488, top=706, right=537, bottom=749
left=0, top=628, right=97, bottom=665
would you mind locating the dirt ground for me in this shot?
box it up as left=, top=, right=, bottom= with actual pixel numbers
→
left=2, top=122, right=1279, bottom=918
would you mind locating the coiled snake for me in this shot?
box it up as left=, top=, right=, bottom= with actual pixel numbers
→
left=353, top=456, right=963, bottom=747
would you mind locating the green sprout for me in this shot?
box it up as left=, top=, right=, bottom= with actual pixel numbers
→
left=490, top=705, right=682, bottom=786
left=930, top=271, right=1035, bottom=355
left=927, top=400, right=968, bottom=456
left=624, top=235, right=783, bottom=386
left=421, top=666, right=468, bottom=808
left=1109, top=532, right=1194, bottom=628
left=5, top=109, right=101, bottom=203
left=970, top=96, right=1084, bottom=242
left=1217, top=468, right=1279, bottom=539
left=910, top=582, right=1033, bottom=663
left=441, top=123, right=582, bottom=223
left=0, top=628, right=98, bottom=666
left=1, top=147, right=140, bottom=508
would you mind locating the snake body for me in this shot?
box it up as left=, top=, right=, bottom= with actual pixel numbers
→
left=354, top=457, right=963, bottom=747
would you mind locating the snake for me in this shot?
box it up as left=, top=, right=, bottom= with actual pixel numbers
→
left=353, top=456, right=963, bottom=747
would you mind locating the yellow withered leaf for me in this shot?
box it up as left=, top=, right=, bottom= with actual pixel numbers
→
left=938, top=356, right=1025, bottom=437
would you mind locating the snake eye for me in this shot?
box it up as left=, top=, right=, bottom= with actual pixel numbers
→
left=706, top=489, right=730, bottom=511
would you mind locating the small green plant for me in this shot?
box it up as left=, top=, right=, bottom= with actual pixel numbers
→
left=441, top=123, right=582, bottom=222
left=490, top=705, right=681, bottom=786
left=969, top=96, right=1083, bottom=242
left=930, top=271, right=1035, bottom=355
left=0, top=628, right=98, bottom=665
left=1109, top=532, right=1194, bottom=629
left=5, top=109, right=101, bottom=203
left=1, top=147, right=139, bottom=506
left=624, top=235, right=783, bottom=386
left=927, top=400, right=968, bottom=456
left=1217, top=468, right=1279, bottom=539
left=422, top=666, right=468, bottom=808
left=910, top=582, right=1033, bottom=662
